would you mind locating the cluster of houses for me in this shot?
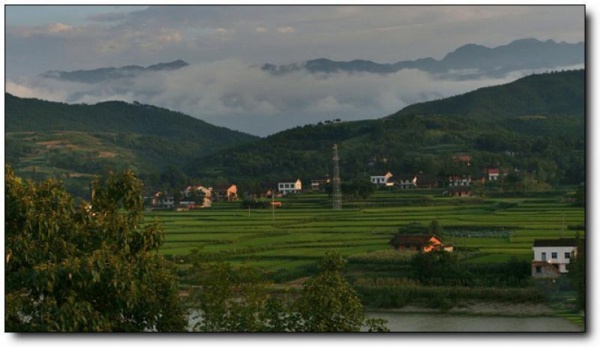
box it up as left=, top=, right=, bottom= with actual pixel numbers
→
left=149, top=184, right=238, bottom=210
left=149, top=164, right=509, bottom=209
left=370, top=167, right=509, bottom=197
left=388, top=233, right=580, bottom=278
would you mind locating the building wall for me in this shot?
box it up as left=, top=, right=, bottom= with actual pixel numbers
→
left=532, top=246, right=576, bottom=273
left=278, top=180, right=302, bottom=194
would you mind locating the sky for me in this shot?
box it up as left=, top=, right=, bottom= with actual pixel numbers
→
left=4, top=3, right=585, bottom=136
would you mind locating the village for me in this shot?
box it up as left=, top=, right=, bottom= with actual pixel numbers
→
left=148, top=154, right=510, bottom=210
left=146, top=157, right=581, bottom=284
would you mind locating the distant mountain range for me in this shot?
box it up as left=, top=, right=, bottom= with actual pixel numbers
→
left=262, top=38, right=584, bottom=80
left=40, top=60, right=189, bottom=83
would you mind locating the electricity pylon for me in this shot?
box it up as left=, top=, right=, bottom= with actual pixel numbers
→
left=332, top=144, right=342, bottom=210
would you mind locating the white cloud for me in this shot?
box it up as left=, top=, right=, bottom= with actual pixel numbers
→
left=277, top=26, right=294, bottom=34
left=156, top=28, right=183, bottom=43
left=47, top=22, right=73, bottom=33
left=6, top=59, right=532, bottom=136
left=255, top=26, right=267, bottom=33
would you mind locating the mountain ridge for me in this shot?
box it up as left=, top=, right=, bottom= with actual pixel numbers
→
left=40, top=60, right=190, bottom=84
left=262, top=38, right=584, bottom=79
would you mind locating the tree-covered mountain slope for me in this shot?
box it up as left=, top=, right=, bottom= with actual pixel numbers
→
left=5, top=93, right=258, bottom=195
left=391, top=69, right=584, bottom=120
left=192, top=70, right=584, bottom=188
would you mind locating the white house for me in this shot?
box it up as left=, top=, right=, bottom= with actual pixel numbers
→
left=370, top=172, right=393, bottom=186
left=531, top=238, right=578, bottom=277
left=395, top=175, right=418, bottom=190
left=151, top=192, right=174, bottom=209
left=278, top=179, right=302, bottom=195
left=488, top=168, right=500, bottom=181
left=448, top=175, right=471, bottom=187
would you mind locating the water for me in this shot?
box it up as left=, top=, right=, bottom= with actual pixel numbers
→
left=367, top=312, right=583, bottom=332
left=188, top=310, right=583, bottom=332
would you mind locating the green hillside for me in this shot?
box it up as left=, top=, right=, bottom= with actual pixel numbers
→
left=191, top=70, right=584, bottom=189
left=391, top=69, right=584, bottom=121
left=5, top=94, right=258, bottom=195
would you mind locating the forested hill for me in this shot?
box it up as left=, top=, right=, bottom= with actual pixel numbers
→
left=391, top=69, right=584, bottom=120
left=192, top=70, right=585, bottom=188
left=5, top=94, right=258, bottom=195
left=5, top=93, right=257, bottom=144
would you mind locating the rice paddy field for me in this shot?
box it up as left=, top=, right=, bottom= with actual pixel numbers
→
left=150, top=190, right=585, bottom=276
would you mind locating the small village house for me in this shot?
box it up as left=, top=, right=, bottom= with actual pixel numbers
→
left=370, top=172, right=394, bottom=186
left=448, top=175, right=471, bottom=187
left=151, top=192, right=175, bottom=209
left=181, top=185, right=213, bottom=208
left=389, top=234, right=453, bottom=253
left=394, top=175, right=418, bottom=190
left=488, top=168, right=501, bottom=181
left=531, top=238, right=579, bottom=277
left=214, top=184, right=238, bottom=202
left=278, top=178, right=302, bottom=195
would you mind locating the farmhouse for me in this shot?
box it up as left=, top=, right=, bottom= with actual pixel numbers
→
left=394, top=175, right=418, bottom=190
left=389, top=234, right=453, bottom=253
left=370, top=172, right=394, bottom=186
left=488, top=168, right=501, bottom=181
left=448, top=175, right=471, bottom=186
left=214, top=184, right=238, bottom=202
left=278, top=178, right=302, bottom=195
left=151, top=192, right=174, bottom=209
left=531, top=238, right=579, bottom=277
left=181, top=185, right=213, bottom=208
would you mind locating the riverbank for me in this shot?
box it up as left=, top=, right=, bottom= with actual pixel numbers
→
left=368, top=301, right=556, bottom=317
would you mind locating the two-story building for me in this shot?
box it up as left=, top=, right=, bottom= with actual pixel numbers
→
left=531, top=238, right=579, bottom=277
left=395, top=175, right=417, bottom=190
left=278, top=179, right=302, bottom=195
left=213, top=184, right=238, bottom=202
left=370, top=172, right=394, bottom=186
left=448, top=175, right=471, bottom=187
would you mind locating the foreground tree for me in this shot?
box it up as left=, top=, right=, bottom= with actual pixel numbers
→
left=188, top=254, right=272, bottom=332
left=5, top=167, right=186, bottom=332
left=188, top=251, right=388, bottom=332
left=295, top=252, right=387, bottom=332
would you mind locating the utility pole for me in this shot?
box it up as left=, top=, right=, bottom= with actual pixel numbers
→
left=332, top=144, right=342, bottom=210
left=272, top=189, right=275, bottom=222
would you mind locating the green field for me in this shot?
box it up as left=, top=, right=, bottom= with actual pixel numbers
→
left=152, top=190, right=585, bottom=276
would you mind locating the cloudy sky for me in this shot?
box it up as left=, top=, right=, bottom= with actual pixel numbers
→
left=4, top=3, right=585, bottom=136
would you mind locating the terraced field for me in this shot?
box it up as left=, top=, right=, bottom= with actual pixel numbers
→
left=152, top=190, right=585, bottom=274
